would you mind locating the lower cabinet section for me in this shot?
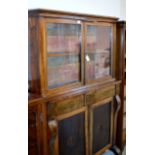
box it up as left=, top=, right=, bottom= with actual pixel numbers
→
left=46, top=94, right=114, bottom=155
left=29, top=85, right=118, bottom=155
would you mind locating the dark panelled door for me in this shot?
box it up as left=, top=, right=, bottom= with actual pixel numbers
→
left=93, top=102, right=111, bottom=154
left=58, top=112, right=86, bottom=155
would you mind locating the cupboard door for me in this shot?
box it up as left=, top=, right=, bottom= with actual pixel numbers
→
left=47, top=95, right=88, bottom=155
left=90, top=98, right=113, bottom=155
left=45, top=20, right=83, bottom=90
left=85, top=24, right=113, bottom=83
left=48, top=108, right=87, bottom=155
left=58, top=111, right=85, bottom=155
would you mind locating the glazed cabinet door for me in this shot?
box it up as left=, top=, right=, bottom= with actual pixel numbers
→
left=85, top=23, right=113, bottom=83
left=47, top=95, right=88, bottom=155
left=42, top=19, right=84, bottom=93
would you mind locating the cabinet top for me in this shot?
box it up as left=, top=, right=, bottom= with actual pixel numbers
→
left=28, top=9, right=119, bottom=22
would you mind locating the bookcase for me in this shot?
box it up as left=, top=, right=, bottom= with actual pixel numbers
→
left=28, top=9, right=122, bottom=155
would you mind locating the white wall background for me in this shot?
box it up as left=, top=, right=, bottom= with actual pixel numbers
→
left=120, top=0, right=126, bottom=20
left=28, top=0, right=126, bottom=20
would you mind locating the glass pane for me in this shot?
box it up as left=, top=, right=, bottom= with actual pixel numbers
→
left=46, top=23, right=81, bottom=89
left=48, top=56, right=80, bottom=89
left=86, top=25, right=112, bottom=81
left=47, top=23, right=81, bottom=54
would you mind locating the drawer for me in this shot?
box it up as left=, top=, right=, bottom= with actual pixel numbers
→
left=86, top=85, right=115, bottom=105
left=94, top=86, right=115, bottom=102
left=47, top=95, right=85, bottom=120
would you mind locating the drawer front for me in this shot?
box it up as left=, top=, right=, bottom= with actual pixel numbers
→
left=47, top=95, right=85, bottom=120
left=94, top=86, right=115, bottom=102
left=86, top=85, right=115, bottom=105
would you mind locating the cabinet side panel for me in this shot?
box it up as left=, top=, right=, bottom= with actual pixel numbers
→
left=116, top=22, right=126, bottom=150
left=28, top=110, right=38, bottom=155
left=28, top=16, right=41, bottom=94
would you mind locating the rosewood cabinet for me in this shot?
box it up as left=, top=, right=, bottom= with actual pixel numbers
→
left=28, top=9, right=122, bottom=155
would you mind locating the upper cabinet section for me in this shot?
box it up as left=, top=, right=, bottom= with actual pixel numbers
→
left=46, top=22, right=82, bottom=89
left=28, top=9, right=118, bottom=96
left=85, top=24, right=112, bottom=82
